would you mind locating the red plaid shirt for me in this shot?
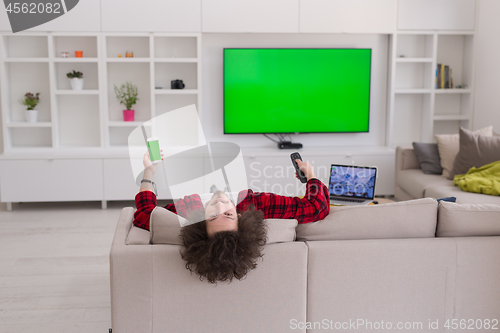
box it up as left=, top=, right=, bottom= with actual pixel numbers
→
left=133, top=178, right=330, bottom=231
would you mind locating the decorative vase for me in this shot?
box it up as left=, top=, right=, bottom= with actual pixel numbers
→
left=25, top=109, right=38, bottom=123
left=123, top=110, right=135, bottom=121
left=69, top=78, right=84, bottom=90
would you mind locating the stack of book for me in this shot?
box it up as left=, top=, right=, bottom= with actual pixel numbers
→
left=436, top=64, right=453, bottom=89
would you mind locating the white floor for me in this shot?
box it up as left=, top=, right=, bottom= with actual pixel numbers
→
left=0, top=201, right=135, bottom=333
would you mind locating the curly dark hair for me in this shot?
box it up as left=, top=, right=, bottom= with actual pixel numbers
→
left=179, top=206, right=268, bottom=284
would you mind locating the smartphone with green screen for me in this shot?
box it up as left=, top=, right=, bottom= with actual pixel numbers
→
left=147, top=137, right=161, bottom=164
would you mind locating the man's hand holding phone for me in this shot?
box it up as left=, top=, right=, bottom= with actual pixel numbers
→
left=143, top=149, right=164, bottom=177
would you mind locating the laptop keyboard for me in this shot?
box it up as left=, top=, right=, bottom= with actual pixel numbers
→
left=333, top=197, right=365, bottom=202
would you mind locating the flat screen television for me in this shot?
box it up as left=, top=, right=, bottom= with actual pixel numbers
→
left=223, top=48, right=371, bottom=134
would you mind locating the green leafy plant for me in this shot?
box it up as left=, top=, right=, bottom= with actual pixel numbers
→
left=66, top=70, right=83, bottom=79
left=19, top=92, right=40, bottom=110
left=114, top=82, right=139, bottom=110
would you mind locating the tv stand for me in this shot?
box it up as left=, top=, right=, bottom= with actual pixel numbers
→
left=277, top=141, right=303, bottom=149
left=263, top=134, right=303, bottom=149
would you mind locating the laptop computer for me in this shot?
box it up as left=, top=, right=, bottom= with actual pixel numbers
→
left=328, top=164, right=377, bottom=206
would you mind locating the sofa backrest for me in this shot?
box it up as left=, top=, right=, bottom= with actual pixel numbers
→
left=437, top=201, right=500, bottom=237
left=296, top=198, right=438, bottom=241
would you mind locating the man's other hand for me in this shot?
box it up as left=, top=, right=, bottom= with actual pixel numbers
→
left=295, top=159, right=316, bottom=181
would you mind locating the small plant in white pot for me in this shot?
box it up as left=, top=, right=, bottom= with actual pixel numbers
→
left=114, top=82, right=139, bottom=121
left=67, top=70, right=84, bottom=90
left=19, top=92, right=40, bottom=123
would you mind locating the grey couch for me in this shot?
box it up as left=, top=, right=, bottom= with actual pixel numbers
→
left=110, top=198, right=500, bottom=333
left=395, top=146, right=500, bottom=204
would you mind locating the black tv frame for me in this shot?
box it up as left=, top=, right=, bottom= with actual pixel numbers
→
left=222, top=47, right=372, bottom=135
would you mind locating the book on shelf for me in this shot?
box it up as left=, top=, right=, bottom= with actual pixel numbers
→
left=436, top=64, right=454, bottom=89
left=435, top=65, right=438, bottom=89
left=444, top=65, right=450, bottom=89
left=437, top=64, right=442, bottom=89
left=439, top=64, right=444, bottom=89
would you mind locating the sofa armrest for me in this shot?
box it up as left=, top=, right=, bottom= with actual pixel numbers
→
left=395, top=146, right=421, bottom=199
left=110, top=208, right=153, bottom=333
left=111, top=207, right=135, bottom=248
left=396, top=146, right=421, bottom=171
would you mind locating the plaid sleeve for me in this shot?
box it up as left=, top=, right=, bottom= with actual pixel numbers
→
left=237, top=178, right=330, bottom=224
left=134, top=192, right=205, bottom=231
left=133, top=190, right=157, bottom=231
left=164, top=194, right=204, bottom=219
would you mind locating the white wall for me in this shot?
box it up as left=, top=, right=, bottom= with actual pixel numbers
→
left=201, top=33, right=388, bottom=148
left=473, top=0, right=500, bottom=132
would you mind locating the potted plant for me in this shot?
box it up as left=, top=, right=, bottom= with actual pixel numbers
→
left=19, top=92, right=40, bottom=123
left=114, top=82, right=139, bottom=121
left=67, top=70, right=84, bottom=90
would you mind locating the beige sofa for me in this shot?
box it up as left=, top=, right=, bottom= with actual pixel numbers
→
left=110, top=198, right=500, bottom=333
left=395, top=146, right=500, bottom=204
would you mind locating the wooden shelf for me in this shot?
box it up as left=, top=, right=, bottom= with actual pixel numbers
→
left=394, top=89, right=432, bottom=94
left=395, top=57, right=433, bottom=63
left=53, top=58, right=99, bottom=63
left=108, top=121, right=148, bottom=127
left=154, top=89, right=198, bottom=94
left=433, top=115, right=470, bottom=121
left=434, top=89, right=471, bottom=94
left=153, top=58, right=198, bottom=63
left=7, top=122, right=52, bottom=128
left=55, top=90, right=100, bottom=95
left=4, top=58, right=49, bottom=62
left=106, top=57, right=151, bottom=62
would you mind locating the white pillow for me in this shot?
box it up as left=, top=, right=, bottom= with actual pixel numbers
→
left=149, top=207, right=297, bottom=245
left=434, top=126, right=492, bottom=178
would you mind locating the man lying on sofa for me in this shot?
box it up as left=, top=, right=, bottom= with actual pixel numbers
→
left=133, top=151, right=330, bottom=283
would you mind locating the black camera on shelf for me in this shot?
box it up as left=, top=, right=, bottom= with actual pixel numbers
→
left=171, top=79, right=185, bottom=89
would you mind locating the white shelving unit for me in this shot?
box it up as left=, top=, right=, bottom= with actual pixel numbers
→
left=387, top=31, right=475, bottom=147
left=101, top=32, right=201, bottom=148
left=0, top=0, right=477, bottom=207
left=0, top=32, right=202, bottom=151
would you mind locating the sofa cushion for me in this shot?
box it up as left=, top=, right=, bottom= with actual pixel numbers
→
left=126, top=225, right=152, bottom=245
left=449, top=127, right=500, bottom=179
left=149, top=207, right=297, bottom=245
left=296, top=198, right=438, bottom=241
left=425, top=185, right=500, bottom=204
left=436, top=201, right=500, bottom=237
left=412, top=142, right=443, bottom=174
left=435, top=125, right=493, bottom=178
left=398, top=169, right=452, bottom=198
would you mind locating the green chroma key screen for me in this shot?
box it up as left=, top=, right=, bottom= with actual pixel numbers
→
left=224, top=48, right=371, bottom=134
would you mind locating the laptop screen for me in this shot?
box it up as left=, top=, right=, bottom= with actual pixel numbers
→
left=328, top=165, right=377, bottom=199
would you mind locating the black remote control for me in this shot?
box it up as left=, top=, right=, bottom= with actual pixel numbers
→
left=291, top=152, right=307, bottom=183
